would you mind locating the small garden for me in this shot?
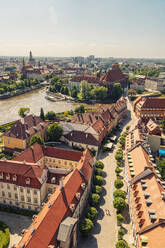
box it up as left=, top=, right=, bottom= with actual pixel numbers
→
left=0, top=221, right=10, bottom=248
left=113, top=131, right=130, bottom=248
left=80, top=160, right=104, bottom=237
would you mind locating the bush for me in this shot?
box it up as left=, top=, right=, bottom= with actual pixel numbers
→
left=80, top=218, right=94, bottom=236
left=115, top=167, right=122, bottom=176
left=126, top=126, right=130, bottom=131
left=114, top=179, right=124, bottom=189
left=117, top=214, right=124, bottom=226
left=95, top=161, right=104, bottom=169
left=0, top=221, right=10, bottom=248
left=118, top=228, right=125, bottom=240
left=85, top=207, right=98, bottom=221
left=116, top=240, right=130, bottom=248
left=113, top=197, right=126, bottom=213
left=89, top=193, right=100, bottom=207
left=93, top=175, right=104, bottom=186
left=29, top=135, right=44, bottom=146
left=45, top=111, right=56, bottom=120
left=115, top=150, right=123, bottom=162
left=92, top=185, right=103, bottom=195
left=95, top=168, right=103, bottom=176
left=113, top=190, right=126, bottom=200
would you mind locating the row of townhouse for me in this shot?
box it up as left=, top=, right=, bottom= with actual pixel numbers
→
left=14, top=145, right=94, bottom=248
left=125, top=127, right=165, bottom=248
left=133, top=96, right=165, bottom=119
left=0, top=143, right=94, bottom=212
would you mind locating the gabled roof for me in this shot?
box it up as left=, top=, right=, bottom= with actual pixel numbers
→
left=142, top=98, right=165, bottom=109
left=64, top=130, right=99, bottom=146
left=100, top=64, right=126, bottom=83
left=14, top=143, right=83, bottom=163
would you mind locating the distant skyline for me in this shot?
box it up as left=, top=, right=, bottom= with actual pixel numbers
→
left=0, top=0, right=165, bottom=58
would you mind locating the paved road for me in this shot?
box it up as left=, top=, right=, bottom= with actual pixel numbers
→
left=79, top=98, right=138, bottom=248
left=0, top=211, right=32, bottom=248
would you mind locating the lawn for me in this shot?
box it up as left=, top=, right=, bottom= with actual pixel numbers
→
left=0, top=221, right=10, bottom=248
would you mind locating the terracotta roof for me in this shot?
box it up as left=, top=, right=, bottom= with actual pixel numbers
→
left=14, top=143, right=83, bottom=163
left=0, top=160, right=44, bottom=189
left=142, top=98, right=165, bottom=109
left=64, top=130, right=99, bottom=146
left=100, top=64, right=126, bottom=83
left=71, top=74, right=100, bottom=84
left=3, top=115, right=48, bottom=140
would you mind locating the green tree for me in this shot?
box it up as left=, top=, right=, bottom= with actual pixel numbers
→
left=40, top=108, right=45, bottom=121
left=89, top=193, right=100, bottom=207
left=80, top=80, right=91, bottom=99
left=91, top=86, right=108, bottom=100
left=116, top=240, right=130, bottom=248
left=126, top=88, right=136, bottom=96
left=117, top=214, right=124, bottom=226
left=45, top=111, right=56, bottom=120
left=118, top=228, right=125, bottom=240
left=93, top=175, right=104, bottom=186
left=75, top=105, right=85, bottom=113
left=85, top=207, right=98, bottom=221
left=113, top=190, right=126, bottom=200
left=95, top=168, right=103, bottom=176
left=47, top=123, right=62, bottom=142
left=114, top=179, right=124, bottom=189
left=29, top=135, right=44, bottom=146
left=115, top=167, right=122, bottom=176
left=70, top=87, right=78, bottom=98
left=18, top=107, right=30, bottom=118
left=60, top=86, right=65, bottom=94
left=95, top=161, right=104, bottom=169
left=158, top=159, right=165, bottom=179
left=92, top=185, right=103, bottom=195
left=113, top=197, right=126, bottom=213
left=80, top=218, right=94, bottom=236
left=111, top=83, right=123, bottom=100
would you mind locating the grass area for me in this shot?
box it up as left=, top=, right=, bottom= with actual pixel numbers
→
left=0, top=121, right=16, bottom=133
left=0, top=221, right=10, bottom=248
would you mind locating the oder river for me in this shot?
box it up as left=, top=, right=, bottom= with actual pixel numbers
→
left=0, top=88, right=75, bottom=124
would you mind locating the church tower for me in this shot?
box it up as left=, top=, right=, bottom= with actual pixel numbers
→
left=29, top=50, right=35, bottom=65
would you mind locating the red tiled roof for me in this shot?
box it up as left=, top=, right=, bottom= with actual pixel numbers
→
left=14, top=143, right=83, bottom=163
left=100, top=64, right=126, bottom=83
left=71, top=74, right=100, bottom=84
left=64, top=130, right=99, bottom=146
left=0, top=160, right=43, bottom=189
left=142, top=98, right=165, bottom=109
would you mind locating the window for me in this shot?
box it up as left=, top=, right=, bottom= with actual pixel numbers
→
left=14, top=185, right=17, bottom=191
left=69, top=162, right=72, bottom=166
left=3, top=200, right=6, bottom=204
left=7, top=138, right=10, bottom=144
left=28, top=205, right=31, bottom=210
left=20, top=187, right=23, bottom=193
left=27, top=189, right=30, bottom=194
left=35, top=207, right=38, bottom=211
left=53, top=160, right=55, bottom=163
left=1, top=183, right=3, bottom=188
left=58, top=160, right=61, bottom=164
left=9, top=201, right=12, bottom=205
left=64, top=161, right=67, bottom=165
left=8, top=192, right=11, bottom=198
left=21, top=196, right=24, bottom=201
left=7, top=184, right=10, bottom=190
left=2, top=191, right=5, bottom=197
left=22, top=204, right=24, bottom=209
left=27, top=197, right=31, bottom=203
left=34, top=190, right=37, bottom=195
left=15, top=194, right=18, bottom=199
left=34, top=198, right=38, bottom=204
left=16, top=202, right=19, bottom=206
left=49, top=158, right=51, bottom=162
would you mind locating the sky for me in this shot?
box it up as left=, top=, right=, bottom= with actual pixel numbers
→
left=0, top=0, right=165, bottom=58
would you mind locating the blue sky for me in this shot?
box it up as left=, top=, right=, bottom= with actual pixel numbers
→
left=0, top=0, right=165, bottom=57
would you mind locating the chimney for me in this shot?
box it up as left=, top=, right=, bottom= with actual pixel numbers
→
left=59, top=177, right=64, bottom=190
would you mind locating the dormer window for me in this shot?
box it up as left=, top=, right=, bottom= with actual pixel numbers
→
left=51, top=177, right=56, bottom=184
left=70, top=204, right=76, bottom=213
left=76, top=192, right=81, bottom=200
left=0, top=173, right=3, bottom=179
left=26, top=178, right=30, bottom=185
left=81, top=183, right=86, bottom=190
left=6, top=174, right=10, bottom=180
left=13, top=175, right=17, bottom=182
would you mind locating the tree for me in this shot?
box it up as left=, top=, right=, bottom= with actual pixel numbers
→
left=29, top=135, right=44, bottom=146
left=117, top=214, right=124, bottom=226
left=75, top=105, right=85, bottom=114
left=111, top=83, right=123, bottom=100
left=126, top=88, right=136, bottom=96
left=158, top=159, right=165, bottom=180
left=40, top=108, right=45, bottom=121
left=114, top=179, right=124, bottom=189
left=85, top=207, right=98, bottom=221
left=93, top=175, right=104, bottom=186
left=45, top=111, right=56, bottom=120
left=116, top=240, right=130, bottom=248
left=80, top=80, right=91, bottom=99
left=47, top=123, right=62, bottom=142
left=80, top=218, right=94, bottom=236
left=70, top=87, right=78, bottom=98
left=95, top=161, right=104, bottom=169
left=115, top=167, right=122, bottom=176
left=118, top=228, right=125, bottom=240
left=113, top=197, right=126, bottom=212
left=91, top=86, right=108, bottom=100
left=60, top=86, right=65, bottom=94
left=64, top=86, right=69, bottom=95
left=89, top=193, right=100, bottom=207
left=113, top=190, right=126, bottom=200
left=95, top=168, right=103, bottom=176
left=92, top=185, right=103, bottom=195
left=18, top=107, right=30, bottom=118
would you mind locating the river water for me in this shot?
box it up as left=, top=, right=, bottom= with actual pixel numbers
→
left=0, top=88, right=76, bottom=124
